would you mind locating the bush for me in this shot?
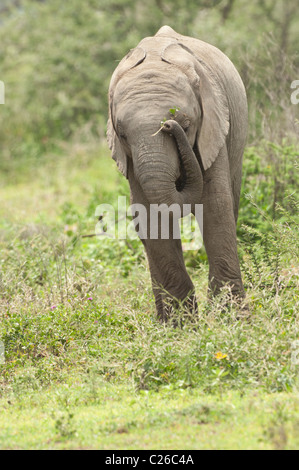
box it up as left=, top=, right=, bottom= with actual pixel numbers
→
left=0, top=0, right=298, bottom=170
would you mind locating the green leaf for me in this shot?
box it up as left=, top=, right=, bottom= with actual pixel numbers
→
left=169, top=107, right=180, bottom=115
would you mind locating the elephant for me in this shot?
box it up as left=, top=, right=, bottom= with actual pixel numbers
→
left=107, top=25, right=247, bottom=321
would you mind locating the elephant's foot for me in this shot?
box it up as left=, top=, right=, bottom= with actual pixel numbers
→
left=208, top=275, right=245, bottom=301
left=155, top=290, right=198, bottom=326
left=206, top=278, right=250, bottom=321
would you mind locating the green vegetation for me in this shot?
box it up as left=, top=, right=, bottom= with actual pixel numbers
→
left=0, top=0, right=298, bottom=450
left=0, top=0, right=298, bottom=172
left=0, top=142, right=298, bottom=449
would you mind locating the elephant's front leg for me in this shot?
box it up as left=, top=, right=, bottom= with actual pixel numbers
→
left=142, top=237, right=197, bottom=322
left=128, top=163, right=197, bottom=322
left=201, top=146, right=245, bottom=300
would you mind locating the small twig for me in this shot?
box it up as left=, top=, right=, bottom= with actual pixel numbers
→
left=151, top=126, right=163, bottom=137
left=82, top=233, right=99, bottom=238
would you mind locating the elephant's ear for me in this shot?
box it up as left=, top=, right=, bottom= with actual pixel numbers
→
left=107, top=47, right=146, bottom=178
left=162, top=43, right=229, bottom=171
left=107, top=116, right=128, bottom=177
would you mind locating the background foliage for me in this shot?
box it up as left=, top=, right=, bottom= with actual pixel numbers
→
left=0, top=0, right=298, bottom=450
left=0, top=0, right=298, bottom=169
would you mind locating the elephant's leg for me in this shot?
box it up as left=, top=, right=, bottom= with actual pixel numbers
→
left=231, top=162, right=243, bottom=223
left=142, top=237, right=197, bottom=322
left=128, top=161, right=197, bottom=321
left=201, top=145, right=245, bottom=299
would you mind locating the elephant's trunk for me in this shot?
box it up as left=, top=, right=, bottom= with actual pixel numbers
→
left=134, top=120, right=203, bottom=215
left=162, top=119, right=203, bottom=208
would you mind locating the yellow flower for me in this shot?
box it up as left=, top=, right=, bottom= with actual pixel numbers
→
left=215, top=352, right=228, bottom=360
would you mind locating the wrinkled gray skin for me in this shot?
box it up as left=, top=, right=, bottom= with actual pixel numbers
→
left=107, top=26, right=247, bottom=321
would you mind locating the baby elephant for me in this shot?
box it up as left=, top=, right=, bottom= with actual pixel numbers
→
left=107, top=25, right=247, bottom=321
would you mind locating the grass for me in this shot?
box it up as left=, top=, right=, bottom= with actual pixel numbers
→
left=0, top=142, right=299, bottom=449
left=1, top=385, right=299, bottom=449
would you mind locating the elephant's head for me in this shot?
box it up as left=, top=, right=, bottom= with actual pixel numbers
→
left=107, top=37, right=229, bottom=213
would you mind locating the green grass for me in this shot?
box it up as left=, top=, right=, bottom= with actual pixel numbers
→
left=1, top=385, right=299, bottom=449
left=0, top=142, right=299, bottom=449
